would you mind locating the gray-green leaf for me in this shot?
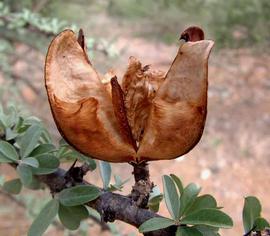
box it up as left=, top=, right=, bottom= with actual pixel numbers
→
left=22, top=157, right=39, bottom=168
left=17, top=163, right=33, bottom=186
left=99, top=161, right=111, bottom=189
left=194, top=225, right=219, bottom=236
left=29, top=144, right=56, bottom=156
left=19, top=124, right=42, bottom=158
left=180, top=183, right=201, bottom=216
left=28, top=199, right=59, bottom=236
left=58, top=204, right=89, bottom=230
left=170, top=174, right=184, bottom=195
left=181, top=209, right=233, bottom=228
left=243, top=196, right=261, bottom=233
left=3, top=178, right=22, bottom=194
left=186, top=194, right=217, bottom=215
left=32, top=154, right=59, bottom=175
left=162, top=175, right=180, bottom=220
left=0, top=140, right=19, bottom=163
left=176, top=226, right=203, bottom=236
left=254, top=217, right=269, bottom=231
left=59, top=185, right=100, bottom=206
left=139, top=217, right=175, bottom=233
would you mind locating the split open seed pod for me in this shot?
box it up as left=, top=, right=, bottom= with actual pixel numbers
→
left=45, top=27, right=214, bottom=163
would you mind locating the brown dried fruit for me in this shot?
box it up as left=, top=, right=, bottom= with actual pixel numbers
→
left=45, top=26, right=214, bottom=163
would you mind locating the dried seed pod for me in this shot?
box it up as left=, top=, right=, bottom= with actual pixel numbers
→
left=45, top=27, right=214, bottom=163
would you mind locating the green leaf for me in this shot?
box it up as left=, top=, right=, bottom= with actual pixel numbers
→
left=139, top=217, right=175, bottom=233
left=77, top=153, right=96, bottom=171
left=186, top=194, right=217, bottom=215
left=162, top=175, right=180, bottom=220
left=17, top=163, right=33, bottom=186
left=194, top=225, right=219, bottom=236
left=28, top=199, right=59, bottom=236
left=243, top=196, right=261, bottom=233
left=32, top=154, right=59, bottom=175
left=148, top=185, right=163, bottom=212
left=58, top=204, right=89, bottom=230
left=59, top=185, right=100, bottom=206
left=22, top=157, right=39, bottom=168
left=170, top=174, right=184, bottom=195
left=2, top=178, right=22, bottom=194
left=0, top=140, right=19, bottom=163
left=176, top=226, right=203, bottom=236
left=19, top=124, right=42, bottom=158
left=26, top=176, right=42, bottom=190
left=181, top=209, right=233, bottom=228
left=5, top=127, right=18, bottom=140
left=180, top=183, right=201, bottom=216
left=29, top=144, right=56, bottom=156
left=99, top=161, right=111, bottom=189
left=254, top=217, right=270, bottom=231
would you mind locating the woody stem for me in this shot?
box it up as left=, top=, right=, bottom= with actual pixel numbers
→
left=130, top=162, right=153, bottom=208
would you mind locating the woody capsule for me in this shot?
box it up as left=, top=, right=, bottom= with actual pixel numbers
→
left=45, top=26, right=214, bottom=163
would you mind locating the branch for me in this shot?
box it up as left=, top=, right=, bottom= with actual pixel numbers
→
left=36, top=167, right=177, bottom=236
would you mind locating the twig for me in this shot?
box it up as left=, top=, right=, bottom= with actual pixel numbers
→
left=130, top=161, right=153, bottom=208
left=36, top=167, right=177, bottom=236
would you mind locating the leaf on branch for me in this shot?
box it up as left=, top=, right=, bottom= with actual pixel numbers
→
left=176, top=226, right=203, bottom=236
left=31, top=154, right=59, bottom=175
left=242, top=196, right=262, bottom=233
left=58, top=204, right=89, bottom=230
left=28, top=199, right=59, bottom=236
left=99, top=161, right=111, bottom=189
left=163, top=175, right=180, bottom=220
left=180, top=183, right=201, bottom=217
left=254, top=217, right=270, bottom=231
left=185, top=194, right=217, bottom=215
left=22, top=157, right=39, bottom=168
left=17, top=163, right=33, bottom=187
left=58, top=185, right=100, bottom=206
left=148, top=185, right=163, bottom=212
left=19, top=124, right=42, bottom=158
left=0, top=140, right=19, bottom=163
left=181, top=208, right=233, bottom=228
left=170, top=174, right=184, bottom=195
left=2, top=178, right=22, bottom=194
left=29, top=144, right=56, bottom=156
left=194, top=225, right=219, bottom=236
left=139, top=217, right=175, bottom=233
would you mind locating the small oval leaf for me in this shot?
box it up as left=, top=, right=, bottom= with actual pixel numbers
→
left=29, top=144, right=56, bottom=156
left=180, top=183, right=201, bottom=216
left=28, top=199, right=59, bottom=236
left=3, top=178, right=22, bottom=194
left=170, top=174, right=184, bottom=195
left=99, top=161, right=111, bottom=189
left=186, top=194, right=217, bottom=215
left=139, top=217, right=175, bottom=233
left=254, top=217, right=270, bottom=231
left=58, top=204, right=89, bottom=230
left=243, top=196, right=262, bottom=233
left=0, top=140, right=19, bottom=163
left=22, top=157, right=39, bottom=168
left=176, top=226, right=203, bottom=236
left=162, top=175, right=180, bottom=220
left=19, top=124, right=42, bottom=158
left=17, top=163, right=33, bottom=187
left=32, top=154, right=59, bottom=175
left=181, top=209, right=233, bottom=228
left=59, top=185, right=100, bottom=206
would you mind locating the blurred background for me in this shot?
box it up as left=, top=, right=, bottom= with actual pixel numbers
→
left=0, top=0, right=269, bottom=235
